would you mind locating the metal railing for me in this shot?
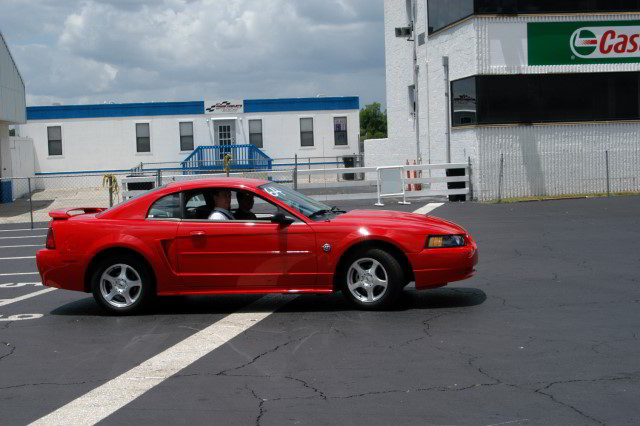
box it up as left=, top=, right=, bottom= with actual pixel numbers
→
left=180, top=145, right=272, bottom=171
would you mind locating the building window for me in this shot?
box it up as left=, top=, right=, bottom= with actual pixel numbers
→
left=427, top=0, right=640, bottom=34
left=136, top=123, right=151, bottom=153
left=249, top=119, right=263, bottom=148
left=451, top=72, right=640, bottom=127
left=334, top=117, right=348, bottom=146
left=428, top=0, right=473, bottom=34
left=47, top=126, right=62, bottom=156
left=300, top=118, right=314, bottom=147
left=179, top=122, right=194, bottom=152
left=451, top=77, right=477, bottom=126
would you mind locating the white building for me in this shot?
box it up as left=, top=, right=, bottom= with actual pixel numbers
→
left=380, top=1, right=640, bottom=200
left=19, top=97, right=360, bottom=174
left=0, top=30, right=29, bottom=201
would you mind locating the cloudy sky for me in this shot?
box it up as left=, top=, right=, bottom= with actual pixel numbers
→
left=1, top=0, right=385, bottom=108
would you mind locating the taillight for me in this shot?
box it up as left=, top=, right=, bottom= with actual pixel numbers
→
left=46, top=227, right=55, bottom=249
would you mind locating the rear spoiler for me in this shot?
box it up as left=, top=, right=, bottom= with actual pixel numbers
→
left=49, top=207, right=107, bottom=220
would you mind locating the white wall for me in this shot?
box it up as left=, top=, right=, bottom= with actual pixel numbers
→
left=477, top=123, right=640, bottom=200
left=384, top=0, right=417, bottom=161
left=0, top=32, right=25, bottom=124
left=19, top=109, right=360, bottom=174
left=384, top=0, right=479, bottom=191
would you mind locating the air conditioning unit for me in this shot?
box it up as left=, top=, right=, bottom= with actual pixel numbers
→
left=395, top=26, right=412, bottom=38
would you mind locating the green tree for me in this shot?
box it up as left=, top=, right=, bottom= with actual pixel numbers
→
left=359, top=102, right=387, bottom=141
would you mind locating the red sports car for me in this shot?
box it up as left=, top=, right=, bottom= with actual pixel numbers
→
left=36, top=178, right=478, bottom=314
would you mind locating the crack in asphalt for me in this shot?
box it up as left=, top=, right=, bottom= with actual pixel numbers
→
left=282, top=375, right=327, bottom=400
left=246, top=385, right=266, bottom=426
left=215, top=336, right=307, bottom=377
left=394, top=312, right=451, bottom=348
left=533, top=386, right=604, bottom=425
left=462, top=353, right=637, bottom=424
left=590, top=332, right=639, bottom=354
left=0, top=342, right=15, bottom=362
left=0, top=378, right=106, bottom=391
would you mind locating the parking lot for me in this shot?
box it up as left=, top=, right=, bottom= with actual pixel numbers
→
left=1, top=196, right=639, bottom=425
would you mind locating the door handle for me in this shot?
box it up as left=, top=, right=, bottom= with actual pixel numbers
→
left=190, top=231, right=206, bottom=237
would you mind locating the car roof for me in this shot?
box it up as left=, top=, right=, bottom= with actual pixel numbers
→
left=165, top=177, right=270, bottom=191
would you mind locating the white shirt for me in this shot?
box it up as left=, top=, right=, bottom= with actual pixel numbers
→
left=208, top=208, right=234, bottom=220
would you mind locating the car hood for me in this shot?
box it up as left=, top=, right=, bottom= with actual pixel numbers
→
left=331, top=209, right=466, bottom=234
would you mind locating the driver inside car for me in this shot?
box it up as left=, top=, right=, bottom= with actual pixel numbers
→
left=208, top=189, right=234, bottom=220
left=233, top=191, right=257, bottom=220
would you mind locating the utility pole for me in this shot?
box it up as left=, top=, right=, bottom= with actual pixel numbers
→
left=412, top=0, right=421, bottom=164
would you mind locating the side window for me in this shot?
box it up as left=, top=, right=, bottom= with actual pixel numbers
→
left=148, top=193, right=180, bottom=219
left=184, top=191, right=212, bottom=220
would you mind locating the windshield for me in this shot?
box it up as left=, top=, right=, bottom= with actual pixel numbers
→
left=259, top=183, right=332, bottom=220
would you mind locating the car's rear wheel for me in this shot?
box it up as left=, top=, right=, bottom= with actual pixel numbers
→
left=340, top=248, right=404, bottom=310
left=91, top=256, right=154, bottom=315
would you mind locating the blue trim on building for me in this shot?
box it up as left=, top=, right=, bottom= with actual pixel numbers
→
left=245, top=97, right=359, bottom=113
left=27, top=102, right=205, bottom=120
left=26, top=97, right=360, bottom=120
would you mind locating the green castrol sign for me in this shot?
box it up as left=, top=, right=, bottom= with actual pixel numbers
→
left=528, top=21, right=640, bottom=65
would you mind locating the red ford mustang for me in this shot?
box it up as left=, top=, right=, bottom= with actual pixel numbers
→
left=36, top=178, right=478, bottom=314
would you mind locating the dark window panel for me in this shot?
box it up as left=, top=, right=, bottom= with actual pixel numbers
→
left=451, top=77, right=477, bottom=126
left=180, top=136, right=194, bottom=152
left=249, top=133, right=263, bottom=148
left=452, top=72, right=640, bottom=127
left=476, top=0, right=640, bottom=14
left=48, top=140, right=62, bottom=156
left=429, top=0, right=640, bottom=34
left=428, top=0, right=473, bottom=34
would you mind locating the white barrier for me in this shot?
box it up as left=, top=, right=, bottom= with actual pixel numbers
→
left=375, top=166, right=410, bottom=206
left=121, top=176, right=157, bottom=200
left=297, top=162, right=471, bottom=205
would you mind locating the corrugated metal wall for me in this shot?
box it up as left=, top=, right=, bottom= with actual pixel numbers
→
left=477, top=124, right=640, bottom=200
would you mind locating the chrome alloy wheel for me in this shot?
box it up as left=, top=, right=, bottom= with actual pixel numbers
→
left=99, top=264, right=143, bottom=308
left=346, top=257, right=389, bottom=303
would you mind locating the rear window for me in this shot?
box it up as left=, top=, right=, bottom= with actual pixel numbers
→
left=148, top=193, right=181, bottom=219
left=97, top=184, right=168, bottom=217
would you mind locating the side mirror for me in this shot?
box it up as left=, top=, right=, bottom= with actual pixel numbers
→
left=271, top=212, right=294, bottom=225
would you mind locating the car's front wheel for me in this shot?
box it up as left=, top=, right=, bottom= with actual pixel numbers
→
left=340, top=248, right=404, bottom=310
left=91, top=256, right=154, bottom=315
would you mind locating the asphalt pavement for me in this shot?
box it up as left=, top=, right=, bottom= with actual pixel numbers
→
left=1, top=196, right=639, bottom=425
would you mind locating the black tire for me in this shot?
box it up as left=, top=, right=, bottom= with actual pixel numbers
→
left=90, top=255, right=154, bottom=315
left=339, top=248, right=404, bottom=310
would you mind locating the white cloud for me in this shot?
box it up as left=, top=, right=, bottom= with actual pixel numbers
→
left=3, top=0, right=385, bottom=107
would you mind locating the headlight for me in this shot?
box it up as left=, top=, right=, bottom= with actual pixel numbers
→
left=426, top=235, right=466, bottom=248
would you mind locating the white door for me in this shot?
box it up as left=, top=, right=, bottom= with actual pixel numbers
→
left=214, top=120, right=235, bottom=159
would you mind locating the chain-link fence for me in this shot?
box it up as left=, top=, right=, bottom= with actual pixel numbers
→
left=0, top=167, right=298, bottom=226
left=0, top=154, right=380, bottom=226
left=481, top=148, right=640, bottom=202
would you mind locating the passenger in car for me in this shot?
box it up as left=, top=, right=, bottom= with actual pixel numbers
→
left=233, top=192, right=257, bottom=220
left=208, top=189, right=234, bottom=220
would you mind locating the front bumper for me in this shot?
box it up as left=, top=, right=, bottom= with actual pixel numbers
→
left=408, top=241, right=478, bottom=289
left=36, top=249, right=86, bottom=292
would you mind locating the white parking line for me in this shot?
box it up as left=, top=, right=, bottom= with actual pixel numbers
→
left=0, top=235, right=46, bottom=240
left=0, top=228, right=48, bottom=232
left=0, top=256, right=36, bottom=260
left=0, top=288, right=56, bottom=307
left=413, top=202, right=444, bottom=215
left=30, top=294, right=296, bottom=426
left=0, top=272, right=40, bottom=276
left=0, top=244, right=44, bottom=248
